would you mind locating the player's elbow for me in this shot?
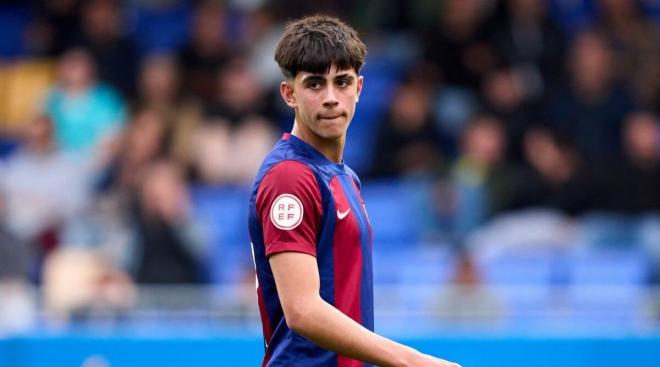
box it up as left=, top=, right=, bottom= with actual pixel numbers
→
left=282, top=298, right=315, bottom=333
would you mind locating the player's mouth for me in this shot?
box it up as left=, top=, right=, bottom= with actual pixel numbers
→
left=319, top=113, right=345, bottom=120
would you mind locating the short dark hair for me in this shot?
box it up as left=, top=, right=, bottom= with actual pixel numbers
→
left=274, top=15, right=367, bottom=79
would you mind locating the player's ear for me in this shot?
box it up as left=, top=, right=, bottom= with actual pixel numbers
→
left=280, top=80, right=297, bottom=108
left=355, top=75, right=364, bottom=103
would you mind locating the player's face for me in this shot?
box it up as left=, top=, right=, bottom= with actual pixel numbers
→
left=283, top=65, right=363, bottom=141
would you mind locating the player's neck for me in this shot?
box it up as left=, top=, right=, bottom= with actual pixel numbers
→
left=291, top=122, right=344, bottom=164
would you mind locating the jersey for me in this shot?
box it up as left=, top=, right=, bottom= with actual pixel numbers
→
left=248, top=133, right=374, bottom=367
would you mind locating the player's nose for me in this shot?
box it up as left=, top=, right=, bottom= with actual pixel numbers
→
left=322, top=85, right=339, bottom=108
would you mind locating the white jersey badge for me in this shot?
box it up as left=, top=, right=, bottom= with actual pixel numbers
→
left=270, top=194, right=304, bottom=230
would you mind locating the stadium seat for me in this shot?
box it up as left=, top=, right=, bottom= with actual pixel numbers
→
left=0, top=138, right=19, bottom=160
left=473, top=247, right=560, bottom=330
left=189, top=185, right=251, bottom=283
left=577, top=213, right=640, bottom=248
left=360, top=180, right=423, bottom=245
left=567, top=247, right=650, bottom=285
left=565, top=247, right=651, bottom=331
left=0, top=6, right=30, bottom=58
left=131, top=3, right=192, bottom=54
left=475, top=247, right=559, bottom=286
left=373, top=245, right=454, bottom=285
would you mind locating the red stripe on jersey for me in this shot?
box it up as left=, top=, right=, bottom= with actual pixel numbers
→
left=329, top=176, right=364, bottom=367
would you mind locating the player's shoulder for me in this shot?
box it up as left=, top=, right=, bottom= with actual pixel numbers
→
left=254, top=159, right=323, bottom=217
left=261, top=159, right=318, bottom=191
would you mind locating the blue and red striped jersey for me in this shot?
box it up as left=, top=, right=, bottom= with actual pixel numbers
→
left=248, top=133, right=374, bottom=367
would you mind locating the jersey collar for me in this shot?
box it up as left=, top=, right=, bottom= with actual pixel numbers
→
left=282, top=133, right=346, bottom=173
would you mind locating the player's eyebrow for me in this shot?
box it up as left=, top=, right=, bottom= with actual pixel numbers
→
left=334, top=73, right=355, bottom=82
left=301, top=74, right=326, bottom=83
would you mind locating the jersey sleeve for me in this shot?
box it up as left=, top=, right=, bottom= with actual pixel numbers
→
left=256, top=160, right=322, bottom=257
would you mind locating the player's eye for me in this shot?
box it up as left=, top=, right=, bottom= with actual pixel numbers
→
left=306, top=81, right=323, bottom=89
left=336, top=79, right=351, bottom=88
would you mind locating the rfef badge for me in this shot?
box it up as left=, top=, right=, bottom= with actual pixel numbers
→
left=270, top=194, right=304, bottom=230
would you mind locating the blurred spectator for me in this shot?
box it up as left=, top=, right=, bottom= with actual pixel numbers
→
left=105, top=108, right=169, bottom=195
left=0, top=115, right=91, bottom=254
left=192, top=115, right=276, bottom=185
left=135, top=54, right=203, bottom=175
left=0, top=227, right=29, bottom=280
left=591, top=111, right=660, bottom=212
left=132, top=161, right=205, bottom=284
left=422, top=0, right=496, bottom=91
left=546, top=30, right=636, bottom=161
left=42, top=247, right=135, bottom=324
left=491, top=0, right=566, bottom=100
left=191, top=57, right=277, bottom=185
left=205, top=56, right=271, bottom=124
left=25, top=0, right=81, bottom=56
left=45, top=49, right=125, bottom=158
left=179, top=0, right=231, bottom=104
left=506, top=127, right=590, bottom=215
left=370, top=78, right=451, bottom=178
left=0, top=204, right=32, bottom=336
left=481, top=67, right=540, bottom=163
left=44, top=48, right=126, bottom=163
left=623, top=112, right=660, bottom=164
left=267, top=0, right=351, bottom=20
left=241, top=6, right=286, bottom=89
left=0, top=141, right=30, bottom=283
left=595, top=0, right=660, bottom=110
left=448, top=115, right=514, bottom=235
left=510, top=112, right=660, bottom=215
left=136, top=55, right=181, bottom=112
left=72, top=0, right=139, bottom=99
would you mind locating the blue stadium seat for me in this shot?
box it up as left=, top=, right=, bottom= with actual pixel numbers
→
left=565, top=247, right=650, bottom=331
left=190, top=185, right=251, bottom=283
left=476, top=247, right=559, bottom=286
left=472, top=247, right=561, bottom=330
left=578, top=213, right=640, bottom=248
left=567, top=247, right=650, bottom=285
left=360, top=180, right=422, bottom=245
left=0, top=138, right=19, bottom=160
left=495, top=286, right=557, bottom=331
left=131, top=3, right=192, bottom=54
left=566, top=286, right=647, bottom=332
left=373, top=245, right=454, bottom=285
left=398, top=245, right=455, bottom=284
left=373, top=247, right=404, bottom=284
left=0, top=6, right=30, bottom=58
left=190, top=185, right=250, bottom=244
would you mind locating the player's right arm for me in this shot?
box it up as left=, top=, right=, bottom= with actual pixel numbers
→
left=270, top=251, right=460, bottom=367
left=257, top=161, right=459, bottom=367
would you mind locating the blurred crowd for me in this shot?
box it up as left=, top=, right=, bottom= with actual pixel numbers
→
left=0, top=0, right=659, bottom=328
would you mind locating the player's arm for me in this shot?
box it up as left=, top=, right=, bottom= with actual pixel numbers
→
left=270, top=251, right=460, bottom=367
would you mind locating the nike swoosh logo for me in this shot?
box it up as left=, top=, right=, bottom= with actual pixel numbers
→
left=337, top=208, right=351, bottom=220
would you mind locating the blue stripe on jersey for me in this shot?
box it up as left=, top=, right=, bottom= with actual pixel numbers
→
left=339, top=175, right=374, bottom=332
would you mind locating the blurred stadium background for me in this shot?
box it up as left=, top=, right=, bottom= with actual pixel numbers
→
left=0, top=0, right=659, bottom=366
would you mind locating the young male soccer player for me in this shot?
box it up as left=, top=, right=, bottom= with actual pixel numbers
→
left=248, top=15, right=461, bottom=367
